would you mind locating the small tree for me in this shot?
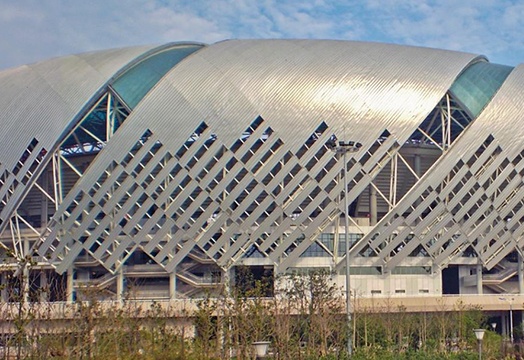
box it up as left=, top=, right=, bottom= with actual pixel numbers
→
left=276, top=269, right=346, bottom=359
left=194, top=295, right=219, bottom=360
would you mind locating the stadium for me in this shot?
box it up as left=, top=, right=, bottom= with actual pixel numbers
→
left=0, top=39, right=523, bottom=324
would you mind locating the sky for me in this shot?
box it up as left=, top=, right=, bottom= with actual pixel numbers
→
left=1, top=0, right=524, bottom=70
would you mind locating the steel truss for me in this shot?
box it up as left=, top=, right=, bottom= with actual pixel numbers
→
left=352, top=89, right=524, bottom=272
left=30, top=91, right=475, bottom=279
left=8, top=40, right=511, bottom=300
left=0, top=90, right=130, bottom=262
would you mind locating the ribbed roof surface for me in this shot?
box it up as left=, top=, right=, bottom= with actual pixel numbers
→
left=69, top=40, right=480, bottom=192
left=131, top=40, right=479, bottom=152
left=27, top=39, right=488, bottom=274
left=6, top=39, right=523, bottom=275
left=0, top=43, right=206, bottom=234
left=358, top=62, right=524, bottom=271
left=0, top=39, right=482, bottom=171
left=0, top=46, right=156, bottom=169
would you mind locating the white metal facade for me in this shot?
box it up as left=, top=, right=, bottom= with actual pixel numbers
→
left=0, top=39, right=522, bottom=299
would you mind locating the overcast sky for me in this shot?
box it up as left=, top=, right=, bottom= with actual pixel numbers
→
left=1, top=0, right=523, bottom=70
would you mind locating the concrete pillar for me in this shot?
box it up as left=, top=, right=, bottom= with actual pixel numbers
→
left=169, top=271, right=177, bottom=300
left=432, top=266, right=442, bottom=295
left=116, top=268, right=124, bottom=301
left=383, top=269, right=391, bottom=296
left=501, top=312, right=509, bottom=339
left=476, top=263, right=483, bottom=295
left=67, top=267, right=74, bottom=303
left=518, top=253, right=524, bottom=294
left=369, top=185, right=377, bottom=226
left=518, top=254, right=524, bottom=334
left=223, top=267, right=233, bottom=296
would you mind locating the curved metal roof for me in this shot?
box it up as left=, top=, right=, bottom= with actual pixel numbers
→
left=357, top=62, right=524, bottom=271
left=0, top=45, right=154, bottom=169
left=131, top=40, right=480, bottom=151
left=60, top=43, right=205, bottom=149
left=75, top=39, right=481, bottom=182
left=31, top=39, right=486, bottom=273
left=6, top=39, right=523, bottom=275
left=0, top=42, right=205, bottom=231
left=0, top=39, right=482, bottom=170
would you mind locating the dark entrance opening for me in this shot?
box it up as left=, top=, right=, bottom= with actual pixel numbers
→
left=234, top=265, right=274, bottom=297
left=442, top=265, right=459, bottom=294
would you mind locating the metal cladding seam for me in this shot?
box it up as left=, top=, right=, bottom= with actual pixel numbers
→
left=37, top=39, right=485, bottom=273
left=0, top=46, right=155, bottom=169
left=137, top=40, right=480, bottom=153
left=0, top=44, right=208, bottom=235
left=350, top=63, right=522, bottom=271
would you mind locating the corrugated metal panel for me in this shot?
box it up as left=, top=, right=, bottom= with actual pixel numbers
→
left=137, top=40, right=478, bottom=155
left=0, top=44, right=208, bottom=234
left=42, top=40, right=483, bottom=273
left=78, top=45, right=156, bottom=78
left=356, top=63, right=523, bottom=270
left=0, top=46, right=157, bottom=171
left=0, top=44, right=209, bottom=173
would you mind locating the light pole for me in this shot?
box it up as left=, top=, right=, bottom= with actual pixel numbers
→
left=473, top=329, right=485, bottom=360
left=335, top=140, right=359, bottom=357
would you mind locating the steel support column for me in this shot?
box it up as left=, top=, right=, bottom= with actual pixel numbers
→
left=67, top=267, right=74, bottom=303
left=116, top=268, right=124, bottom=301
left=170, top=270, right=177, bottom=300
left=414, top=154, right=422, bottom=178
left=477, top=263, right=483, bottom=295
